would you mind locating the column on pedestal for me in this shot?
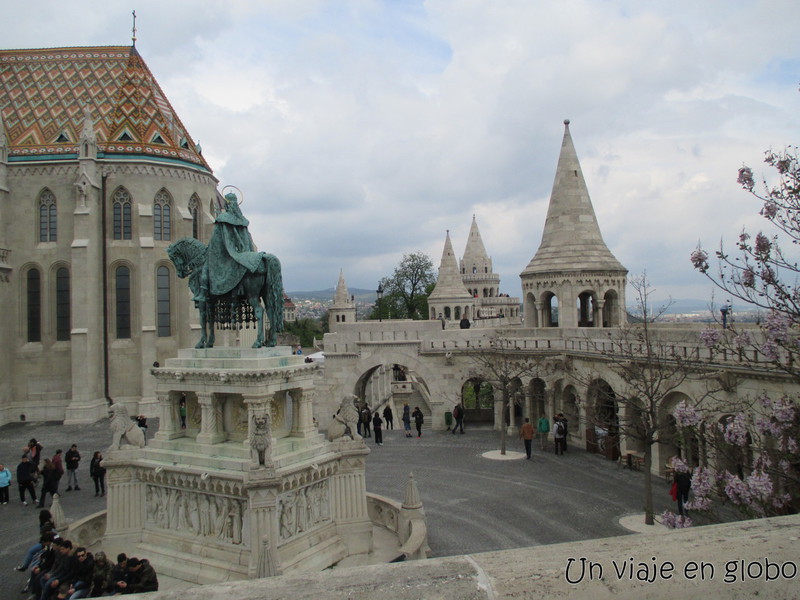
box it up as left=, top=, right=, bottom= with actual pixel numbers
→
left=195, top=392, right=225, bottom=445
left=290, top=388, right=316, bottom=437
left=154, top=392, right=182, bottom=441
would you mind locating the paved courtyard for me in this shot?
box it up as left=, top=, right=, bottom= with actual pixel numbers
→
left=0, top=419, right=671, bottom=593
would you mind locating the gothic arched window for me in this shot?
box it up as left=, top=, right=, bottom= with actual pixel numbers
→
left=156, top=265, right=171, bottom=337
left=27, top=268, right=42, bottom=342
left=112, top=188, right=132, bottom=240
left=38, top=189, right=57, bottom=242
left=153, top=188, right=172, bottom=241
left=56, top=267, right=71, bottom=341
left=189, top=194, right=200, bottom=240
left=115, top=266, right=131, bottom=339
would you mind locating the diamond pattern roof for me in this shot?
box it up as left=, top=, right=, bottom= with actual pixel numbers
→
left=0, top=46, right=210, bottom=171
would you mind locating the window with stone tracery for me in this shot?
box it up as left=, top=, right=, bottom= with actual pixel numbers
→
left=112, top=188, right=132, bottom=240
left=153, top=188, right=172, bottom=241
left=156, top=265, right=171, bottom=337
left=189, top=194, right=200, bottom=239
left=27, top=268, right=41, bottom=342
left=38, top=189, right=57, bottom=242
left=56, top=267, right=70, bottom=342
left=115, top=265, right=131, bottom=339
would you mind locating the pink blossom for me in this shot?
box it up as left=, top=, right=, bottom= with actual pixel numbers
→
left=737, top=166, right=755, bottom=191
left=673, top=401, right=702, bottom=428
left=691, top=247, right=709, bottom=273
left=669, top=456, right=691, bottom=473
left=740, top=268, right=755, bottom=288
left=700, top=328, right=722, bottom=347
left=764, top=311, right=791, bottom=343
left=733, top=330, right=752, bottom=348
left=761, top=266, right=776, bottom=285
left=721, top=414, right=749, bottom=447
left=761, top=340, right=779, bottom=361
left=754, top=233, right=772, bottom=255
left=691, top=466, right=714, bottom=498
left=685, top=497, right=712, bottom=511
left=661, top=511, right=693, bottom=529
left=761, top=202, right=779, bottom=218
left=724, top=472, right=753, bottom=506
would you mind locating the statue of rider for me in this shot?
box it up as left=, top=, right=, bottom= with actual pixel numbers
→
left=194, top=193, right=264, bottom=304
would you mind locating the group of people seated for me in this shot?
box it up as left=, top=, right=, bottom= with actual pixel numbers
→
left=16, top=510, right=158, bottom=598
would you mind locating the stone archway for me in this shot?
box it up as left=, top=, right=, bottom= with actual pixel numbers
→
left=530, top=378, right=547, bottom=420
left=461, top=378, right=494, bottom=424
left=587, top=379, right=620, bottom=460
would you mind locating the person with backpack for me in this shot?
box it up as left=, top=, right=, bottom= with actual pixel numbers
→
left=450, top=402, right=465, bottom=434
left=553, top=413, right=568, bottom=455
left=372, top=412, right=384, bottom=446
left=412, top=407, right=424, bottom=438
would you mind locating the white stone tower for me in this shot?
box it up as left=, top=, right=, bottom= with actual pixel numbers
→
left=460, top=215, right=498, bottom=304
left=428, top=231, right=474, bottom=324
left=328, top=269, right=356, bottom=331
left=520, top=120, right=627, bottom=328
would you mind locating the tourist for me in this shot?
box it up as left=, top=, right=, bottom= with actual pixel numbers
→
left=64, top=546, right=94, bottom=599
left=37, top=458, right=60, bottom=508
left=108, top=553, right=129, bottom=595
left=412, top=406, right=424, bottom=438
left=89, top=451, right=106, bottom=497
left=382, top=405, right=394, bottom=429
left=88, top=551, right=113, bottom=597
left=519, top=418, right=534, bottom=459
left=25, top=535, right=57, bottom=597
left=37, top=538, right=75, bottom=600
left=450, top=402, right=464, bottom=434
left=117, top=557, right=159, bottom=594
left=179, top=395, right=187, bottom=429
left=553, top=413, right=567, bottom=455
left=17, top=454, right=38, bottom=505
left=360, top=405, right=372, bottom=438
left=402, top=403, right=412, bottom=438
left=26, top=438, right=44, bottom=471
left=16, top=511, right=55, bottom=571
left=372, top=412, right=384, bottom=446
left=136, top=415, right=148, bottom=443
left=459, top=315, right=470, bottom=329
left=537, top=414, right=550, bottom=451
left=51, top=449, right=65, bottom=494
left=673, top=469, right=692, bottom=517
left=0, top=461, right=11, bottom=504
left=65, top=444, right=81, bottom=491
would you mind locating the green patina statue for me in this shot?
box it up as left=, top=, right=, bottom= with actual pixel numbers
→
left=167, top=193, right=284, bottom=348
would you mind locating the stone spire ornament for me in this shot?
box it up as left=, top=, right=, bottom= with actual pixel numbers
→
left=520, top=120, right=627, bottom=328
left=428, top=231, right=474, bottom=324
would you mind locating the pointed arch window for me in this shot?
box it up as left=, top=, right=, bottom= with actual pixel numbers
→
left=39, top=189, right=57, bottom=242
left=153, top=189, right=172, bottom=241
left=115, top=266, right=131, bottom=339
left=56, top=267, right=71, bottom=341
left=27, top=268, right=42, bottom=342
left=189, top=194, right=200, bottom=240
left=113, top=188, right=132, bottom=240
left=156, top=266, right=171, bottom=337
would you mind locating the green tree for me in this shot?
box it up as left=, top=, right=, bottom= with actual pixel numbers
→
left=371, top=252, right=435, bottom=320
left=283, top=317, right=327, bottom=348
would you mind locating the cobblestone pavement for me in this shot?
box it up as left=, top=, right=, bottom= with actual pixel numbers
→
left=0, top=420, right=671, bottom=592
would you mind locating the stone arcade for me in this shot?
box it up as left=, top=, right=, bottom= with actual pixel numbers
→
left=102, top=346, right=373, bottom=583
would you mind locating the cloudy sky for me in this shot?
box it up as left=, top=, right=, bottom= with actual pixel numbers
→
left=4, top=1, right=799, bottom=302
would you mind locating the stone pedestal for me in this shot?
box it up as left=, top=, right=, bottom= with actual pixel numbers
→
left=102, top=346, right=372, bottom=584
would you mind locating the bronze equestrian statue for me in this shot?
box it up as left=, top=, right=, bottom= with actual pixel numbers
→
left=168, top=193, right=283, bottom=348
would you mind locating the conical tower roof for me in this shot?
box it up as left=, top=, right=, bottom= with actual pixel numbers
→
left=429, top=231, right=473, bottom=300
left=333, top=269, right=351, bottom=305
left=461, top=215, right=492, bottom=271
left=521, top=120, right=625, bottom=275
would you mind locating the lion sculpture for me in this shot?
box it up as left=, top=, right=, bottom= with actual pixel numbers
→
left=109, top=403, right=146, bottom=449
left=327, top=395, right=362, bottom=441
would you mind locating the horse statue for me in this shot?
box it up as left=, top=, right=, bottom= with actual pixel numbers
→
left=167, top=236, right=284, bottom=348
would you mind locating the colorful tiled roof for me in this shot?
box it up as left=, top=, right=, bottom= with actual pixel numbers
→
left=0, top=46, right=210, bottom=171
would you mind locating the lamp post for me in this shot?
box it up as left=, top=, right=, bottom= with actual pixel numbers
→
left=376, top=283, right=384, bottom=322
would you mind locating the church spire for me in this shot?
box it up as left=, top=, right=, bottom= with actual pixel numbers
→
left=521, top=119, right=625, bottom=275
left=333, top=269, right=351, bottom=304
left=461, top=214, right=492, bottom=275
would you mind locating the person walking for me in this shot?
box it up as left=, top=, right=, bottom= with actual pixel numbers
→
left=451, top=402, right=465, bottom=434
left=179, top=395, right=187, bottom=429
left=412, top=406, right=424, bottom=438
left=16, top=455, right=37, bottom=505
left=0, top=462, right=11, bottom=504
left=51, top=449, right=65, bottom=495
left=360, top=405, right=372, bottom=438
left=383, top=405, right=394, bottom=430
left=402, top=403, right=412, bottom=438
left=537, top=414, right=550, bottom=451
left=520, top=418, right=535, bottom=459
left=553, top=414, right=567, bottom=455
left=65, top=444, right=81, bottom=491
left=37, top=458, right=59, bottom=508
left=372, top=412, right=384, bottom=446
left=90, top=451, right=106, bottom=497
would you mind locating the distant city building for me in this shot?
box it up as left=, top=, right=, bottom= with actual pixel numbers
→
left=283, top=293, right=297, bottom=323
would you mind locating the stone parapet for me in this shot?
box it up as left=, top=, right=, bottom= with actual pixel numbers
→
left=128, top=514, right=800, bottom=599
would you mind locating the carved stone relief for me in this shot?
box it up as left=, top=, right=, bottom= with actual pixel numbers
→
left=277, top=480, right=330, bottom=541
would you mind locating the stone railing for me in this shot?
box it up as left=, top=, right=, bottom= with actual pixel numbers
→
left=366, top=492, right=429, bottom=561
left=67, top=510, right=107, bottom=548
